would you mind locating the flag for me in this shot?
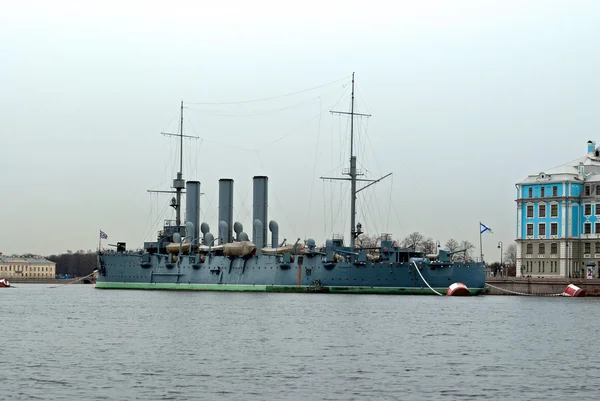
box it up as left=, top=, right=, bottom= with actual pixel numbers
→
left=100, top=230, right=108, bottom=239
left=480, top=223, right=492, bottom=234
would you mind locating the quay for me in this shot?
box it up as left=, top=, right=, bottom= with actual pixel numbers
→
left=486, top=277, right=600, bottom=296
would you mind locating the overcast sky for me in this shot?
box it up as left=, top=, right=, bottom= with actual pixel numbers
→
left=2, top=0, right=600, bottom=261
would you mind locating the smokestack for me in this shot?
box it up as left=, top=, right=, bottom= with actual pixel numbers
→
left=218, top=179, right=234, bottom=244
left=252, top=176, right=268, bottom=248
left=185, top=181, right=200, bottom=242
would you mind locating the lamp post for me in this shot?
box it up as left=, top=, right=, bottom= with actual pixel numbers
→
left=497, top=241, right=503, bottom=277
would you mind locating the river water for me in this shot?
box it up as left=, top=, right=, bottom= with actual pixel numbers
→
left=1, top=284, right=599, bottom=400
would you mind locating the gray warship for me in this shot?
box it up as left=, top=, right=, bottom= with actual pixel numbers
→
left=96, top=74, right=487, bottom=295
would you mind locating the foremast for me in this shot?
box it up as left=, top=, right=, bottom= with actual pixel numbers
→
left=150, top=101, right=198, bottom=231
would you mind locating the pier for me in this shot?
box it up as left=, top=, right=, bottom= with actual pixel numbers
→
left=486, top=277, right=600, bottom=296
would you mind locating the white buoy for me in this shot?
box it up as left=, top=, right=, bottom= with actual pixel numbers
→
left=446, top=282, right=470, bottom=296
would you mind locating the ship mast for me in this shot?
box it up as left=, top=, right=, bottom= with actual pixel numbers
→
left=323, top=73, right=371, bottom=249
left=348, top=74, right=359, bottom=249
left=321, top=74, right=392, bottom=250
left=175, top=100, right=184, bottom=226
left=151, top=100, right=199, bottom=229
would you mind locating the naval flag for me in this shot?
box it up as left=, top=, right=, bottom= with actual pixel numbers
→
left=480, top=222, right=492, bottom=234
left=479, top=222, right=492, bottom=262
left=100, top=230, right=108, bottom=239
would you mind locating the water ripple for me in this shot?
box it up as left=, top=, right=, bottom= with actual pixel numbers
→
left=1, top=285, right=600, bottom=400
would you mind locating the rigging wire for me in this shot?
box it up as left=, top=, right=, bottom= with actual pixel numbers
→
left=198, top=91, right=347, bottom=154
left=143, top=198, right=170, bottom=243
left=252, top=144, right=297, bottom=239
left=305, top=97, right=323, bottom=239
left=234, top=184, right=252, bottom=228
left=185, top=96, right=325, bottom=117
left=186, top=76, right=350, bottom=105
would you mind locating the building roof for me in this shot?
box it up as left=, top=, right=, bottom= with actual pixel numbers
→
left=0, top=255, right=55, bottom=264
left=518, top=144, right=600, bottom=185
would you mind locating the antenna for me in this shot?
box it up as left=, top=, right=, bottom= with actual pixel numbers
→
left=321, top=73, right=391, bottom=250
left=149, top=100, right=199, bottom=227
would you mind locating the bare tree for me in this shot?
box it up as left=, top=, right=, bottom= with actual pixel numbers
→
left=504, top=243, right=517, bottom=267
left=357, top=235, right=379, bottom=249
left=420, top=237, right=436, bottom=254
left=460, top=240, right=475, bottom=260
left=401, top=232, right=424, bottom=251
left=445, top=238, right=460, bottom=253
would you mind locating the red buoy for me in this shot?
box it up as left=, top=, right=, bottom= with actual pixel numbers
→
left=446, top=282, right=470, bottom=296
left=562, top=284, right=585, bottom=297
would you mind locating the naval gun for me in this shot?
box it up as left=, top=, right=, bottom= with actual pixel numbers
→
left=436, top=248, right=469, bottom=262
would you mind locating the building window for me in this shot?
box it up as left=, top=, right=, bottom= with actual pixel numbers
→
left=541, top=261, right=545, bottom=273
left=527, top=224, right=534, bottom=236
left=596, top=185, right=600, bottom=195
left=539, top=223, right=546, bottom=236
left=585, top=204, right=592, bottom=216
left=596, top=223, right=600, bottom=234
left=585, top=242, right=591, bottom=254
left=528, top=188, right=532, bottom=198
left=585, top=186, right=591, bottom=196
left=541, top=187, right=545, bottom=197
left=539, top=243, right=545, bottom=254
left=539, top=204, right=546, bottom=218
left=585, top=223, right=592, bottom=234
left=551, top=223, right=558, bottom=236
left=551, top=243, right=557, bottom=254
left=527, top=205, right=534, bottom=218
left=550, top=204, right=558, bottom=217
left=553, top=186, right=558, bottom=196
left=526, top=243, right=533, bottom=254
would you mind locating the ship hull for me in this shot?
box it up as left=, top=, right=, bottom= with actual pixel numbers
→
left=95, top=281, right=485, bottom=295
left=96, top=252, right=487, bottom=295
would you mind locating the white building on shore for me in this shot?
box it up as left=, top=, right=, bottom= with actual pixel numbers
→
left=0, top=253, right=56, bottom=279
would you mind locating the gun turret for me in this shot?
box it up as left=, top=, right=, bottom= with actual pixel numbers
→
left=447, top=248, right=467, bottom=256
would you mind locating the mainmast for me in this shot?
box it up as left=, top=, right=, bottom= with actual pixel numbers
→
left=151, top=100, right=199, bottom=229
left=323, top=73, right=371, bottom=249
left=321, top=74, right=392, bottom=250
left=348, top=74, right=358, bottom=249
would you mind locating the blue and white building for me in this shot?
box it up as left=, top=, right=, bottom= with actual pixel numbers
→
left=515, top=140, right=600, bottom=278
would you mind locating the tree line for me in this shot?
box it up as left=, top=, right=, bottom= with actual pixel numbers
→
left=358, top=231, right=518, bottom=269
left=47, top=250, right=97, bottom=277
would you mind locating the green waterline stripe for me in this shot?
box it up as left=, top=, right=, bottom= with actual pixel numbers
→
left=94, top=281, right=485, bottom=295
